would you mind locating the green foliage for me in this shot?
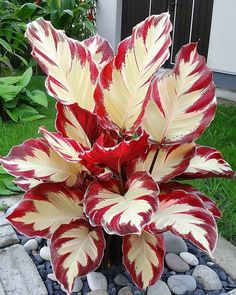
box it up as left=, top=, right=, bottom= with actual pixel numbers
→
left=0, top=68, right=48, bottom=123
left=0, top=165, right=22, bottom=196
left=0, top=0, right=29, bottom=75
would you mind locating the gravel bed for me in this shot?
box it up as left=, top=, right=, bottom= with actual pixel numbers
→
left=16, top=232, right=236, bottom=295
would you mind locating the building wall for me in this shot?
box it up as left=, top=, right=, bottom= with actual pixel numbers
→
left=207, top=0, right=236, bottom=75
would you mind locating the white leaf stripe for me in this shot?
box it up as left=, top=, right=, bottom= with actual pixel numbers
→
left=146, top=191, right=217, bottom=254
left=183, top=145, right=234, bottom=178
left=84, top=172, right=159, bottom=235
left=0, top=138, right=82, bottom=186
left=7, top=183, right=84, bottom=239
left=132, top=143, right=195, bottom=183
left=51, top=219, right=105, bottom=293
left=26, top=18, right=98, bottom=110
left=96, top=13, right=172, bottom=134
left=123, top=231, right=165, bottom=289
left=142, top=43, right=216, bottom=144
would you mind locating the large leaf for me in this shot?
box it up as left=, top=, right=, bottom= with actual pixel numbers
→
left=25, top=18, right=98, bottom=110
left=56, top=102, right=102, bottom=149
left=84, top=172, right=159, bottom=235
left=83, top=34, right=113, bottom=68
left=0, top=38, right=12, bottom=53
left=40, top=127, right=84, bottom=162
left=80, top=132, right=149, bottom=175
left=160, top=182, right=221, bottom=219
left=142, top=43, right=216, bottom=145
left=181, top=145, right=234, bottom=178
left=123, top=231, right=165, bottom=289
left=0, top=138, right=82, bottom=186
left=95, top=13, right=172, bottom=135
left=130, top=143, right=195, bottom=183
left=7, top=183, right=84, bottom=238
left=51, top=219, right=105, bottom=294
left=146, top=190, right=218, bottom=255
left=26, top=90, right=48, bottom=107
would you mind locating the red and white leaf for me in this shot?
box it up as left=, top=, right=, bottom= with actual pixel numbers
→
left=146, top=191, right=218, bottom=254
left=160, top=182, right=221, bottom=218
left=84, top=172, right=159, bottom=235
left=182, top=145, right=234, bottom=178
left=95, top=13, right=172, bottom=135
left=83, top=34, right=113, bottom=68
left=40, top=127, right=84, bottom=162
left=25, top=18, right=98, bottom=110
left=142, top=43, right=216, bottom=145
left=80, top=132, right=149, bottom=175
left=14, top=177, right=43, bottom=191
left=56, top=102, right=102, bottom=149
left=131, top=143, right=195, bottom=183
left=51, top=219, right=105, bottom=294
left=7, top=183, right=84, bottom=239
left=0, top=139, right=82, bottom=186
left=123, top=231, right=165, bottom=289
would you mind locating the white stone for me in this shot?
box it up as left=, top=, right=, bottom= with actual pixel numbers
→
left=0, top=244, right=47, bottom=295
left=192, top=265, right=222, bottom=291
left=87, top=291, right=109, bottom=295
left=24, top=239, right=38, bottom=251
left=164, top=232, right=188, bottom=254
left=180, top=252, right=199, bottom=266
left=73, top=277, right=83, bottom=292
left=228, top=290, right=236, bottom=295
left=87, top=272, right=107, bottom=291
left=167, top=275, right=197, bottom=295
left=147, top=280, right=171, bottom=295
left=47, top=273, right=57, bottom=281
left=39, top=246, right=51, bottom=261
left=118, top=286, right=133, bottom=295
left=0, top=223, right=19, bottom=248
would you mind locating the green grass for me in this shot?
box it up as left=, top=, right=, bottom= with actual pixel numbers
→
left=0, top=76, right=56, bottom=156
left=0, top=77, right=235, bottom=243
left=187, top=105, right=236, bottom=244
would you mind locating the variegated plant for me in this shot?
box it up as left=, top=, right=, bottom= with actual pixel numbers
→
left=0, top=14, right=234, bottom=294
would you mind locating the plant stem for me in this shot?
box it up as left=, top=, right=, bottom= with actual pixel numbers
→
left=149, top=146, right=159, bottom=175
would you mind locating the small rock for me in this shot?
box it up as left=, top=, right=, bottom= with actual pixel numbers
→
left=47, top=273, right=57, bottom=281
left=114, top=274, right=129, bottom=286
left=87, top=291, right=109, bottom=295
left=207, top=262, right=215, bottom=266
left=164, top=232, right=188, bottom=254
left=165, top=253, right=190, bottom=272
left=228, top=290, right=236, bottom=295
left=87, top=272, right=107, bottom=291
left=192, top=265, right=222, bottom=291
left=40, top=246, right=51, bottom=261
left=180, top=252, right=199, bottom=266
left=118, top=286, right=133, bottom=295
left=167, top=275, right=197, bottom=295
left=24, top=239, right=38, bottom=251
left=73, top=277, right=83, bottom=292
left=218, top=270, right=227, bottom=281
left=193, top=290, right=205, bottom=295
left=147, top=280, right=171, bottom=295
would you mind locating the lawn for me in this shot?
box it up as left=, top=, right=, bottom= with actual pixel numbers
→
left=0, top=76, right=235, bottom=243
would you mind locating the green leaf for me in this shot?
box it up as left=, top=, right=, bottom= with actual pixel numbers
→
left=26, top=90, right=48, bottom=107
left=0, top=75, right=22, bottom=85
left=16, top=67, right=32, bottom=88
left=0, top=182, right=15, bottom=195
left=17, top=3, right=38, bottom=20
left=14, top=53, right=28, bottom=66
left=62, top=9, right=73, bottom=16
left=21, top=114, right=45, bottom=122
left=0, top=84, right=23, bottom=102
left=4, top=107, right=19, bottom=122
left=0, top=38, right=12, bottom=53
left=3, top=97, right=19, bottom=109
left=84, top=20, right=95, bottom=34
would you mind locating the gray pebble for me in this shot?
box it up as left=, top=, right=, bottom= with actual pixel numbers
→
left=165, top=253, right=190, bottom=272
left=164, top=232, right=188, bottom=254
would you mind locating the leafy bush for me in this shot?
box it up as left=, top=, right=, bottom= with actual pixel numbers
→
left=0, top=165, right=22, bottom=196
left=0, top=67, right=48, bottom=123
left=0, top=0, right=29, bottom=75
left=1, top=15, right=234, bottom=293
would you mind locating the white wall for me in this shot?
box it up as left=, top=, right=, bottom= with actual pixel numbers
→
left=96, top=0, right=122, bottom=51
left=207, top=0, right=236, bottom=75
